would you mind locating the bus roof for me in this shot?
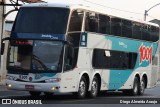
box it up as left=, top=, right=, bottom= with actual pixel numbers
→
left=22, top=2, right=159, bottom=27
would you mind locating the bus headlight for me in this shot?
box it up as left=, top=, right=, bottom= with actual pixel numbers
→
left=7, top=84, right=12, bottom=88
left=45, top=78, right=61, bottom=83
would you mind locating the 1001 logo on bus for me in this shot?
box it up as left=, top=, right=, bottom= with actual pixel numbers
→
left=139, top=44, right=152, bottom=65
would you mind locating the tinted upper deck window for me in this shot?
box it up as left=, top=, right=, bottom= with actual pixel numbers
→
left=13, top=7, right=69, bottom=34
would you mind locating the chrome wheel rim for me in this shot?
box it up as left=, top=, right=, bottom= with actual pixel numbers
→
left=134, top=82, right=138, bottom=94
left=140, top=80, right=145, bottom=93
left=79, top=80, right=86, bottom=96
left=91, top=80, right=98, bottom=95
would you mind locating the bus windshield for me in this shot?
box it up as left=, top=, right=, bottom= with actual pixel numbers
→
left=8, top=40, right=63, bottom=72
left=13, top=7, right=69, bottom=34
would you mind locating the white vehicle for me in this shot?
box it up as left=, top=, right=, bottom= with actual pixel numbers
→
left=1, top=2, right=159, bottom=99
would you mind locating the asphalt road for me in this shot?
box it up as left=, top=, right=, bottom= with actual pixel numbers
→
left=0, top=84, right=160, bottom=106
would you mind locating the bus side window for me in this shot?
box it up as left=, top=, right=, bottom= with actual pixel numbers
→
left=128, top=53, right=137, bottom=69
left=85, top=12, right=99, bottom=32
left=155, top=27, right=159, bottom=41
left=132, top=22, right=142, bottom=40
left=142, top=24, right=150, bottom=41
left=68, top=10, right=84, bottom=32
left=150, top=26, right=159, bottom=42
left=98, top=14, right=111, bottom=34
left=92, top=49, right=137, bottom=69
left=92, top=49, right=110, bottom=69
left=111, top=17, right=122, bottom=36
left=122, top=20, right=132, bottom=38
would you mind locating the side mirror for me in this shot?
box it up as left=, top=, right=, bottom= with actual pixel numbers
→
left=1, top=43, right=5, bottom=55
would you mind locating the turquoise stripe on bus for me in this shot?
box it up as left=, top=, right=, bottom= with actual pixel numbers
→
left=109, top=70, right=132, bottom=90
left=35, top=73, right=57, bottom=80
left=105, top=35, right=158, bottom=90
left=105, top=36, right=158, bottom=54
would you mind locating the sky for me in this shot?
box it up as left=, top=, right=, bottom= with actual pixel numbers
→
left=5, top=0, right=160, bottom=22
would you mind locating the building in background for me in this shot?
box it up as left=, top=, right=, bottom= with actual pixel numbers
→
left=0, top=0, right=6, bottom=81
left=150, top=19, right=160, bottom=26
left=0, top=0, right=3, bottom=44
left=5, top=20, right=13, bottom=36
left=0, top=0, right=2, bottom=81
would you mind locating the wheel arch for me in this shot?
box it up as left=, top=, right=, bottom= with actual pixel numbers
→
left=135, top=73, right=140, bottom=83
left=77, top=72, right=90, bottom=92
left=94, top=73, right=101, bottom=91
left=142, top=74, right=148, bottom=88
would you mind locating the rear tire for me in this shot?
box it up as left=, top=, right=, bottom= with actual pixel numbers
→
left=29, top=91, right=41, bottom=97
left=130, top=77, right=139, bottom=96
left=89, top=76, right=99, bottom=98
left=74, top=76, right=87, bottom=99
left=138, top=78, right=145, bottom=95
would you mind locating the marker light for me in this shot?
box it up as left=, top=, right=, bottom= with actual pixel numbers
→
left=51, top=86, right=55, bottom=91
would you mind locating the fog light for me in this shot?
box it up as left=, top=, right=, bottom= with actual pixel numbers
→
left=8, top=84, right=12, bottom=88
left=51, top=86, right=55, bottom=90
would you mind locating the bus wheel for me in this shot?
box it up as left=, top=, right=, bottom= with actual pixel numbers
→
left=29, top=91, right=41, bottom=97
left=74, top=76, right=87, bottom=99
left=138, top=78, right=145, bottom=95
left=130, top=77, right=139, bottom=96
left=89, top=76, right=99, bottom=98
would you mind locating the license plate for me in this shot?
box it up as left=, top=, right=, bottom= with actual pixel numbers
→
left=25, top=85, right=34, bottom=90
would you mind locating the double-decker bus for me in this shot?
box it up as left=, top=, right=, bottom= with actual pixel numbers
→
left=1, top=2, right=159, bottom=99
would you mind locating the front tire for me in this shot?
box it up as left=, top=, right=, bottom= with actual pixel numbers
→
left=74, top=76, right=87, bottom=99
left=89, top=76, right=99, bottom=98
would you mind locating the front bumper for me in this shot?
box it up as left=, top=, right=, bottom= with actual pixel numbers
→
left=6, top=80, right=61, bottom=93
